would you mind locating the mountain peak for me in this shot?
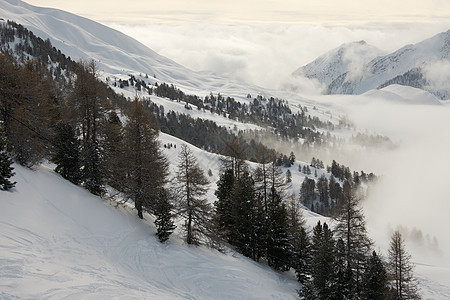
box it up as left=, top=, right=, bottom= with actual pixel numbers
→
left=292, top=40, right=384, bottom=86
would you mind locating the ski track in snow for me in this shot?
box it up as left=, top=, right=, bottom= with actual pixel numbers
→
left=0, top=165, right=298, bottom=299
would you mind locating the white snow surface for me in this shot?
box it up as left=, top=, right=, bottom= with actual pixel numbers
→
left=0, top=0, right=261, bottom=96
left=0, top=164, right=299, bottom=299
left=363, top=84, right=443, bottom=106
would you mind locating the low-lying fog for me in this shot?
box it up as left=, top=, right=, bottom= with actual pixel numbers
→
left=325, top=93, right=450, bottom=270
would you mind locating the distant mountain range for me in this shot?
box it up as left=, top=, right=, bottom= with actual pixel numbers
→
left=293, top=31, right=450, bottom=99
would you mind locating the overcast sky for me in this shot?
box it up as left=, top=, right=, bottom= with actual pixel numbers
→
left=24, top=0, right=450, bottom=24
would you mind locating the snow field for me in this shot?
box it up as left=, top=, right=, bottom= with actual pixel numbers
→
left=0, top=164, right=299, bottom=299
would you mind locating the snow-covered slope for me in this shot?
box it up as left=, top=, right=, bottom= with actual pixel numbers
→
left=328, top=30, right=450, bottom=97
left=0, top=0, right=257, bottom=94
left=0, top=164, right=299, bottom=299
left=293, top=40, right=385, bottom=87
left=294, top=30, right=450, bottom=98
left=363, top=84, right=443, bottom=106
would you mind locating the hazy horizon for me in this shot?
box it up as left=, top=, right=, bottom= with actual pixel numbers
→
left=23, top=0, right=450, bottom=89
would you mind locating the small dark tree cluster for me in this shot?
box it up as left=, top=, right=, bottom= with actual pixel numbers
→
left=51, top=121, right=81, bottom=184
left=0, top=128, right=15, bottom=191
left=214, top=153, right=297, bottom=271
left=297, top=183, right=405, bottom=299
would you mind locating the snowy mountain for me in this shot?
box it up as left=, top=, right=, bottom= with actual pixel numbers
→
left=0, top=0, right=257, bottom=95
left=293, top=40, right=385, bottom=87
left=294, top=30, right=450, bottom=99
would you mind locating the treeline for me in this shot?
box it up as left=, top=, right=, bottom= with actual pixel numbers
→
left=0, top=20, right=77, bottom=87
left=115, top=78, right=333, bottom=144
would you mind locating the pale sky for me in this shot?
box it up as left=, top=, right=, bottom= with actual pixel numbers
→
left=24, top=0, right=450, bottom=25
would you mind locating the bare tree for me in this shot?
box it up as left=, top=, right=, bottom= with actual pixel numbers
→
left=388, top=230, right=420, bottom=299
left=175, top=145, right=211, bottom=245
left=333, top=180, right=372, bottom=298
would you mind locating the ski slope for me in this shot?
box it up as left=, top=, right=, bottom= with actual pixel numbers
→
left=0, top=164, right=299, bottom=299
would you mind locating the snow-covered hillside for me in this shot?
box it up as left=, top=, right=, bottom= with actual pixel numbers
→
left=0, top=0, right=260, bottom=96
left=0, top=164, right=299, bottom=299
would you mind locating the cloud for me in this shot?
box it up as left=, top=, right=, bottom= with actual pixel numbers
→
left=423, top=60, right=450, bottom=97
left=336, top=96, right=450, bottom=267
left=109, top=22, right=450, bottom=92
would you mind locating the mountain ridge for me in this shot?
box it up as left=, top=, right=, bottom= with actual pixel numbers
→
left=0, top=0, right=259, bottom=94
left=294, top=30, right=450, bottom=99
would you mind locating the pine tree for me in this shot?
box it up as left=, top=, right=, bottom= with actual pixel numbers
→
left=316, top=174, right=329, bottom=211
left=231, top=171, right=257, bottom=258
left=103, top=111, right=124, bottom=190
left=122, top=97, right=168, bottom=219
left=286, top=169, right=292, bottom=183
left=154, top=188, right=176, bottom=243
left=266, top=187, right=293, bottom=271
left=0, top=128, right=15, bottom=191
left=388, top=231, right=420, bottom=300
left=332, top=238, right=352, bottom=299
left=286, top=195, right=311, bottom=285
left=302, top=221, right=335, bottom=300
left=300, top=177, right=315, bottom=208
left=289, top=151, right=296, bottom=166
left=214, top=168, right=235, bottom=243
left=361, top=250, right=389, bottom=300
left=2, top=59, right=55, bottom=168
left=51, top=121, right=81, bottom=184
left=72, top=60, right=107, bottom=196
left=333, top=180, right=372, bottom=298
left=175, top=144, right=211, bottom=245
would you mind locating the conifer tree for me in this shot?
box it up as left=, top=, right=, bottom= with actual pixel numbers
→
left=103, top=111, right=124, bottom=190
left=316, top=174, right=329, bottom=209
left=175, top=144, right=211, bottom=245
left=231, top=171, right=266, bottom=261
left=72, top=60, right=107, bottom=195
left=286, top=169, right=292, bottom=183
left=51, top=121, right=81, bottom=184
left=0, top=128, right=15, bottom=191
left=214, top=168, right=235, bottom=243
left=286, top=195, right=311, bottom=284
left=361, top=251, right=389, bottom=300
left=266, top=187, right=293, bottom=271
left=301, top=221, right=335, bottom=300
left=300, top=177, right=315, bottom=208
left=154, top=188, right=176, bottom=243
left=333, top=180, right=372, bottom=298
left=333, top=238, right=352, bottom=299
left=122, top=97, right=168, bottom=219
left=388, top=231, right=420, bottom=300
